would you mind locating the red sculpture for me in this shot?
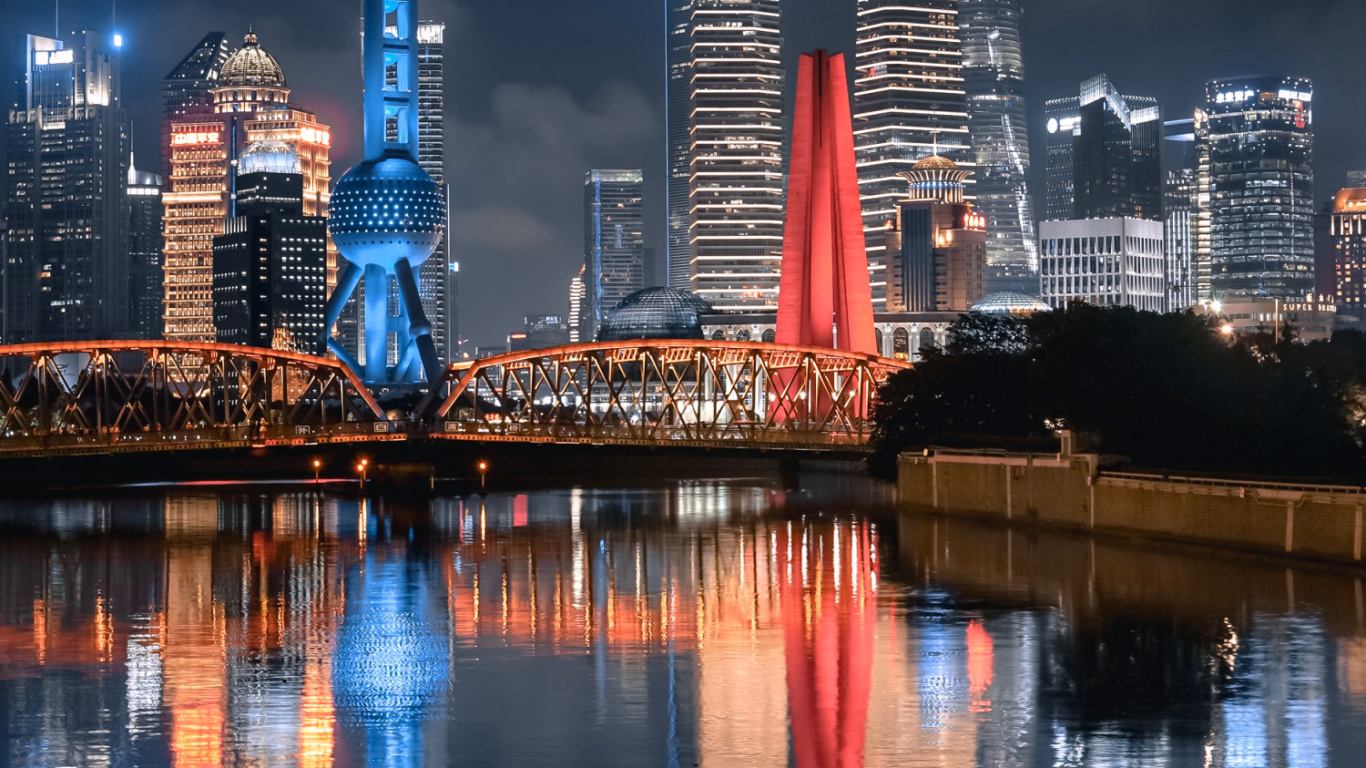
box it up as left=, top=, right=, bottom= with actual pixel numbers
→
left=777, top=50, right=876, bottom=355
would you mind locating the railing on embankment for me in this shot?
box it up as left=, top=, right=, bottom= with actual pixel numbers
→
left=898, top=450, right=1366, bottom=566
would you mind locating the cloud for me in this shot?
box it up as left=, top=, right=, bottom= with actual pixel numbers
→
left=445, top=79, right=657, bottom=344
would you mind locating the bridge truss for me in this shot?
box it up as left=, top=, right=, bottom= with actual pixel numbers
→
left=427, top=341, right=913, bottom=450
left=0, top=342, right=386, bottom=456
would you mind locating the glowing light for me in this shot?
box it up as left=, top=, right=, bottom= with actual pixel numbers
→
left=172, top=131, right=221, bottom=146
left=113, top=34, right=124, bottom=48
left=299, top=126, right=330, bottom=146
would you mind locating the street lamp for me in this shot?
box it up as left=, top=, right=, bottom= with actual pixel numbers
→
left=313, top=459, right=321, bottom=485
left=478, top=460, right=488, bottom=490
left=358, top=458, right=369, bottom=488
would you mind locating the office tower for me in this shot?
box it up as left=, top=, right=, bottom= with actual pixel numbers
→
left=1042, top=97, right=1081, bottom=222
left=161, top=33, right=230, bottom=175
left=1164, top=169, right=1197, bottom=311
left=568, top=265, right=587, bottom=343
left=1072, top=75, right=1162, bottom=221
left=163, top=31, right=334, bottom=343
left=584, top=170, right=646, bottom=339
left=1039, top=218, right=1165, bottom=312
left=212, top=150, right=327, bottom=354
left=416, top=21, right=452, bottom=367
left=1206, top=76, right=1315, bottom=299
left=128, top=158, right=164, bottom=338
left=323, top=0, right=446, bottom=385
left=778, top=51, right=875, bottom=354
left=676, top=0, right=785, bottom=310
left=959, top=0, right=1037, bottom=293
left=1165, top=113, right=1213, bottom=303
left=5, top=32, right=130, bottom=343
left=873, top=155, right=987, bottom=313
left=665, top=0, right=693, bottom=291
left=1330, top=185, right=1366, bottom=313
left=854, top=0, right=970, bottom=238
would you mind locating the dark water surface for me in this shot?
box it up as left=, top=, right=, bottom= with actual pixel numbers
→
left=2, top=473, right=1365, bottom=767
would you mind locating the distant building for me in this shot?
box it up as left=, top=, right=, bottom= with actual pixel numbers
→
left=960, top=0, right=1038, bottom=293
left=160, top=32, right=230, bottom=176
left=1042, top=97, right=1081, bottom=223
left=1206, top=76, right=1315, bottom=299
left=1164, top=114, right=1213, bottom=303
left=583, top=170, right=645, bottom=339
left=599, top=287, right=712, bottom=342
left=507, top=315, right=570, bottom=352
left=211, top=154, right=327, bottom=354
left=415, top=21, right=453, bottom=367
left=1039, top=217, right=1165, bottom=312
left=1330, top=186, right=1366, bottom=315
left=128, top=159, right=164, bottom=339
left=869, top=155, right=987, bottom=314
left=1164, top=168, right=1197, bottom=311
left=5, top=31, right=130, bottom=343
left=568, top=265, right=588, bottom=344
left=1199, top=296, right=1344, bottom=343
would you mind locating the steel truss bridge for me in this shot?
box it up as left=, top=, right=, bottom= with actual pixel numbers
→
left=0, top=340, right=911, bottom=459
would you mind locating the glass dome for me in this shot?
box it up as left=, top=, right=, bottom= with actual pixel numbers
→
left=598, top=287, right=713, bottom=342
left=969, top=291, right=1051, bottom=316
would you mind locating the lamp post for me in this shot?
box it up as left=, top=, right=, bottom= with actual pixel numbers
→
left=358, top=458, right=369, bottom=489
left=478, top=460, right=488, bottom=490
left=313, top=459, right=321, bottom=485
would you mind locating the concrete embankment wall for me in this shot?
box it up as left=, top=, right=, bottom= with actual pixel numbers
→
left=897, top=451, right=1366, bottom=565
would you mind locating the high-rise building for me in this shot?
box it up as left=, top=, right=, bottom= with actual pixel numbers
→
left=568, top=265, right=587, bottom=343
left=1072, top=75, right=1162, bottom=221
left=5, top=31, right=130, bottom=343
left=1039, top=218, right=1166, bottom=312
left=675, top=0, right=786, bottom=310
left=416, top=21, right=452, bottom=367
left=1164, top=168, right=1197, bottom=311
left=162, top=31, right=333, bottom=343
left=959, top=0, right=1037, bottom=293
left=872, top=156, right=987, bottom=313
left=212, top=152, right=327, bottom=354
left=855, top=0, right=970, bottom=239
left=1164, top=114, right=1213, bottom=303
left=1329, top=185, right=1366, bottom=314
left=128, top=158, right=164, bottom=339
left=1206, top=76, right=1315, bottom=299
left=160, top=33, right=230, bottom=176
left=665, top=0, right=693, bottom=292
left=1042, top=97, right=1081, bottom=223
left=583, top=170, right=646, bottom=340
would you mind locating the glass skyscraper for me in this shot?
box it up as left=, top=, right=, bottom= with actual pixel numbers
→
left=5, top=31, right=130, bottom=343
left=1205, top=76, right=1315, bottom=299
left=160, top=32, right=229, bottom=176
left=128, top=159, right=164, bottom=339
left=584, top=170, right=646, bottom=340
left=415, top=21, right=454, bottom=366
left=959, top=0, right=1037, bottom=293
left=666, top=0, right=785, bottom=310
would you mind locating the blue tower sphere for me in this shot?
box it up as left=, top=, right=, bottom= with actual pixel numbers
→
left=328, top=153, right=445, bottom=269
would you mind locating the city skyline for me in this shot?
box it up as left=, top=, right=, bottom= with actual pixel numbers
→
left=2, top=0, right=1366, bottom=344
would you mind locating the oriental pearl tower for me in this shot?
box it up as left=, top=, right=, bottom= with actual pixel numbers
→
left=323, top=0, right=444, bottom=384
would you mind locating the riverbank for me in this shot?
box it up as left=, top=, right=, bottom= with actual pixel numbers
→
left=897, top=449, right=1366, bottom=566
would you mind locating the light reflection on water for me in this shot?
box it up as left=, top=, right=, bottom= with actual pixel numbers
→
left=0, top=480, right=1363, bottom=766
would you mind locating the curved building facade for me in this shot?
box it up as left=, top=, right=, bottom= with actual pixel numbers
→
left=959, top=0, right=1037, bottom=294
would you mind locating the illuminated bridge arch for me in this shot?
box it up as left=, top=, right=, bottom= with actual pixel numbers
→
left=425, top=340, right=913, bottom=450
left=0, top=342, right=386, bottom=457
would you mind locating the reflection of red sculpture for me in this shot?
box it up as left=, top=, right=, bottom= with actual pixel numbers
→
left=777, top=50, right=876, bottom=355
left=967, top=620, right=995, bottom=714
left=779, top=522, right=877, bottom=768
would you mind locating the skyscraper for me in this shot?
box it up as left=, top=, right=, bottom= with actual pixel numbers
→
left=160, top=33, right=230, bottom=176
left=1042, top=97, right=1081, bottom=223
left=415, top=21, right=453, bottom=366
left=671, top=0, right=786, bottom=310
left=1164, top=168, right=1197, bottom=311
left=1206, top=76, right=1315, bottom=299
left=1330, top=185, right=1366, bottom=314
left=568, top=264, right=587, bottom=343
left=212, top=149, right=327, bottom=354
left=584, top=170, right=646, bottom=339
left=5, top=31, right=130, bottom=343
left=959, top=0, right=1036, bottom=293
left=128, top=158, right=164, bottom=339
left=665, top=0, right=693, bottom=292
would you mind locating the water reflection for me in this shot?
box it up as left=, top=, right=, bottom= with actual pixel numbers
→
left=0, top=485, right=1364, bottom=766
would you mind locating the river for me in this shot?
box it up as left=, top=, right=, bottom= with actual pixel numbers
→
left=1, top=469, right=1364, bottom=766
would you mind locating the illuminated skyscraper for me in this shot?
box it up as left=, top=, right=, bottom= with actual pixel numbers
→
left=1206, top=76, right=1315, bottom=299
left=1042, top=97, right=1081, bottom=223
left=584, top=170, right=646, bottom=339
left=568, top=265, right=587, bottom=343
left=416, top=21, right=453, bottom=366
left=959, top=0, right=1036, bottom=293
left=854, top=0, right=969, bottom=308
left=128, top=159, right=164, bottom=339
left=160, top=33, right=229, bottom=175
left=665, top=0, right=693, bottom=291
left=672, top=0, right=785, bottom=310
left=4, top=31, right=130, bottom=343
left=1330, top=185, right=1366, bottom=313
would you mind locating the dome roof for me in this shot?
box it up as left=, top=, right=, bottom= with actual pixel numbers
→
left=598, top=288, right=713, bottom=342
left=914, top=154, right=959, bottom=170
left=219, top=30, right=286, bottom=88
left=970, top=291, right=1051, bottom=316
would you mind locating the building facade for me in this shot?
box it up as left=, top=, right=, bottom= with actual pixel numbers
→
left=1072, top=75, right=1162, bottom=221
left=1330, top=186, right=1366, bottom=314
left=568, top=264, right=587, bottom=344
left=1039, top=217, right=1165, bottom=312
left=128, top=160, right=164, bottom=339
left=1042, top=97, right=1081, bottom=223
left=416, top=21, right=453, bottom=366
left=1164, top=168, right=1197, bottom=311
left=959, top=0, right=1037, bottom=293
left=212, top=163, right=327, bottom=354
left=665, top=0, right=694, bottom=292
left=1206, top=76, right=1315, bottom=300
left=5, top=31, right=130, bottom=343
left=679, top=0, right=785, bottom=310
left=583, top=170, right=646, bottom=340
left=160, top=32, right=229, bottom=176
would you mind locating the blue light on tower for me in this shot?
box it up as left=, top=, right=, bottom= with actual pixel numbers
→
left=323, top=0, right=445, bottom=385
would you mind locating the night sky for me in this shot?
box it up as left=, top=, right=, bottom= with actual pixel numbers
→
left=4, top=0, right=1364, bottom=346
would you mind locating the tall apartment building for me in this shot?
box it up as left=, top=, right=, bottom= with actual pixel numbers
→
left=5, top=31, right=130, bottom=343
left=128, top=158, right=164, bottom=339
left=666, top=0, right=785, bottom=309
left=959, top=0, right=1037, bottom=293
left=583, top=170, right=646, bottom=339
left=1206, top=76, right=1315, bottom=300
